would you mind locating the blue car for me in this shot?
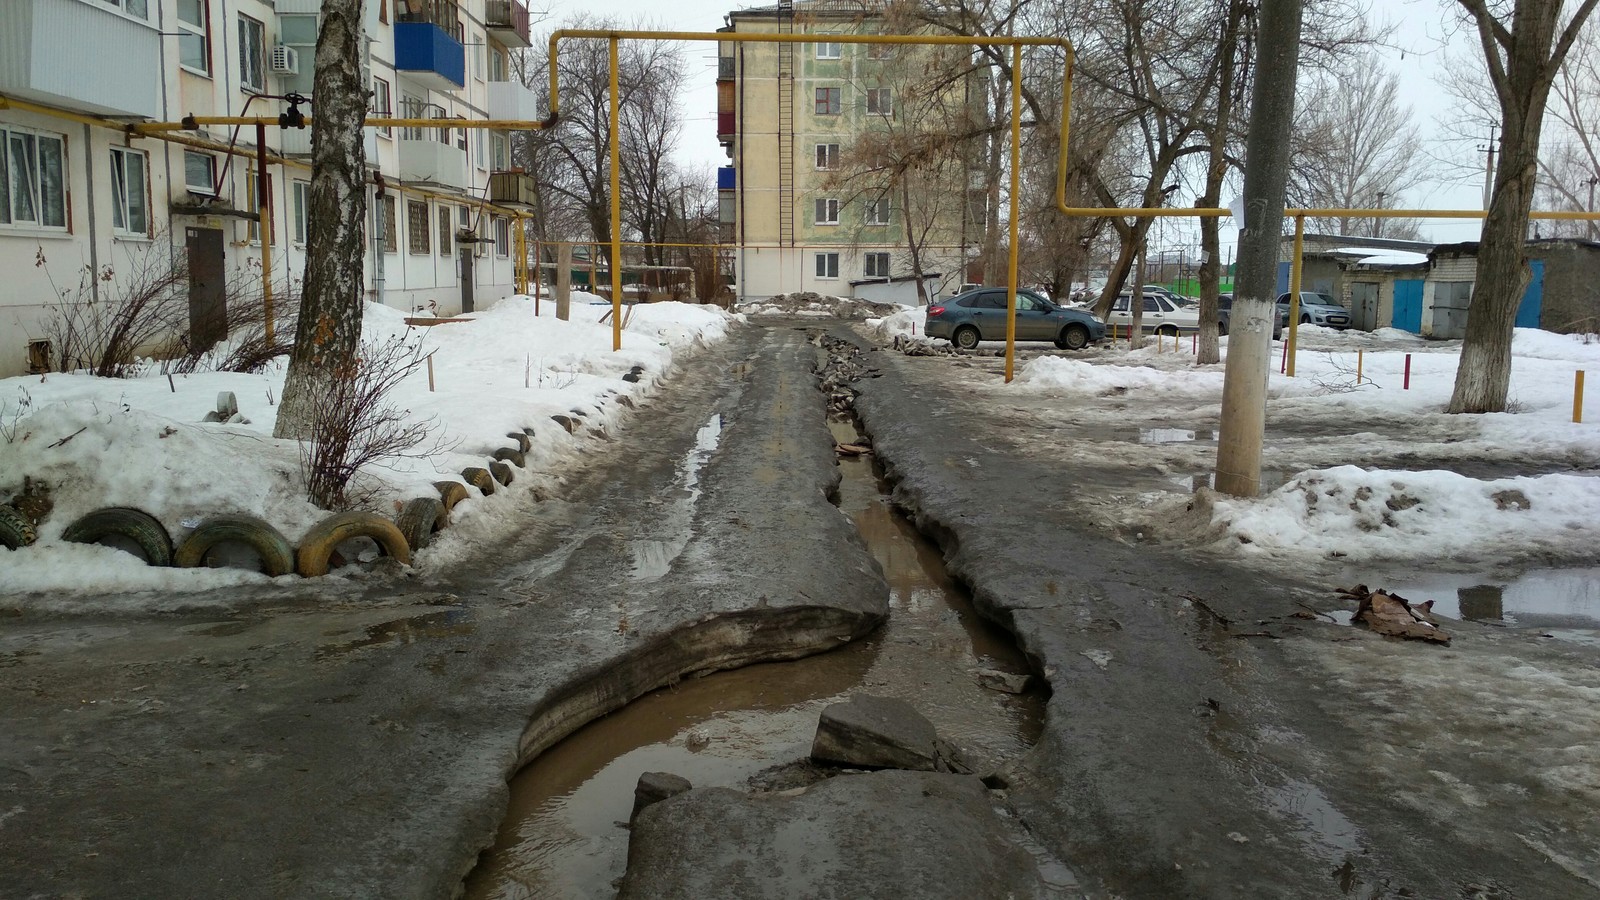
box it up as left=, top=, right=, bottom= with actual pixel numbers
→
left=924, top=287, right=1106, bottom=351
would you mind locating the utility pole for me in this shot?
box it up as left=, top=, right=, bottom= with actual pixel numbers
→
left=1374, top=191, right=1386, bottom=240
left=1215, top=0, right=1303, bottom=498
left=1588, top=175, right=1598, bottom=241
left=1482, top=126, right=1497, bottom=211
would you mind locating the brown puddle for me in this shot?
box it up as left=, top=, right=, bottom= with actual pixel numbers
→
left=461, top=419, right=1045, bottom=899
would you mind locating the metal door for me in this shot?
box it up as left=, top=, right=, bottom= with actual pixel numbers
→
left=1391, top=280, right=1423, bottom=333
left=459, top=248, right=475, bottom=314
left=1349, top=282, right=1379, bottom=331
left=186, top=227, right=227, bottom=351
left=1516, top=260, right=1544, bottom=329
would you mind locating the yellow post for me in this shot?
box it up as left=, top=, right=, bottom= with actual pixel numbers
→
left=1356, top=348, right=1364, bottom=384
left=609, top=38, right=623, bottom=351
left=514, top=214, right=528, bottom=295
left=1576, top=370, right=1586, bottom=423
left=1286, top=214, right=1305, bottom=377
left=1003, top=44, right=1023, bottom=383
left=255, top=122, right=275, bottom=345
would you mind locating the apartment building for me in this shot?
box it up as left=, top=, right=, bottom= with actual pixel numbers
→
left=718, top=0, right=971, bottom=303
left=0, top=0, right=540, bottom=377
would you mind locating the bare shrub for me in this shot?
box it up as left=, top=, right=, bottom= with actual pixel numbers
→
left=41, top=237, right=188, bottom=377
left=165, top=269, right=302, bottom=375
left=299, top=333, right=445, bottom=510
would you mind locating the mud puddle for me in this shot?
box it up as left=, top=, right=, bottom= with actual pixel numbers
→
left=461, top=419, right=1044, bottom=900
left=1374, top=566, right=1600, bottom=628
left=629, top=414, right=722, bottom=580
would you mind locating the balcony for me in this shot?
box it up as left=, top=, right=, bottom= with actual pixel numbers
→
left=395, top=16, right=465, bottom=91
left=488, top=171, right=536, bottom=210
left=718, top=57, right=735, bottom=80
left=484, top=0, right=531, bottom=49
left=717, top=167, right=736, bottom=191
left=0, top=0, right=160, bottom=118
left=487, top=80, right=541, bottom=122
left=399, top=138, right=468, bottom=190
left=717, top=111, right=734, bottom=142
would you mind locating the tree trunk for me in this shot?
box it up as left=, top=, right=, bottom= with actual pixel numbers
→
left=901, top=181, right=930, bottom=305
left=1128, top=245, right=1146, bottom=350
left=1196, top=0, right=1246, bottom=367
left=273, top=0, right=368, bottom=440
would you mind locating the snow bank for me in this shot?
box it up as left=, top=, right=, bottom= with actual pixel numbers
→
left=866, top=308, right=923, bottom=342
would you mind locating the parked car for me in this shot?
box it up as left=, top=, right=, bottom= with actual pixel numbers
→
left=1276, top=291, right=1351, bottom=329
left=1106, top=290, right=1201, bottom=335
left=1217, top=293, right=1285, bottom=339
left=924, top=287, right=1107, bottom=351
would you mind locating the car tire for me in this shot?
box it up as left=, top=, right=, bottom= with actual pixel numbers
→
left=0, top=504, right=37, bottom=550
left=1301, top=314, right=1312, bottom=325
left=953, top=326, right=980, bottom=350
left=295, top=511, right=412, bottom=577
left=394, top=497, right=446, bottom=552
left=173, top=514, right=296, bottom=576
left=62, top=507, right=173, bottom=566
left=1217, top=320, right=1228, bottom=336
left=1059, top=324, right=1091, bottom=351
left=435, top=480, right=470, bottom=519
left=462, top=466, right=496, bottom=496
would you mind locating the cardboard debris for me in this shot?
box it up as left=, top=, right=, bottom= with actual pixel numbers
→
left=834, top=443, right=871, bottom=457
left=1337, top=585, right=1450, bottom=644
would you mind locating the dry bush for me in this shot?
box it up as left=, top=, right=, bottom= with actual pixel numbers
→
left=40, top=238, right=188, bottom=377
left=164, top=270, right=302, bottom=375
left=300, top=333, right=445, bottom=510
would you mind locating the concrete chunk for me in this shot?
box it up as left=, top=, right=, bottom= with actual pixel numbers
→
left=810, top=695, right=938, bottom=771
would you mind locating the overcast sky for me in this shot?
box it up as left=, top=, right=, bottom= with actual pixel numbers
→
left=543, top=0, right=1501, bottom=250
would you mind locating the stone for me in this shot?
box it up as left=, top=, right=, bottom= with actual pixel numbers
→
left=976, top=668, right=1032, bottom=694
left=810, top=695, right=938, bottom=771
left=630, top=771, right=692, bottom=823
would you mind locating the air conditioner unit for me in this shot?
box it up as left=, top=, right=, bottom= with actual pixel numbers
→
left=269, top=45, right=299, bottom=76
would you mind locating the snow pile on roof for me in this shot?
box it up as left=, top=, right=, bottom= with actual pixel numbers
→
left=0, top=296, right=737, bottom=600
left=1205, top=465, right=1600, bottom=565
left=1356, top=252, right=1430, bottom=266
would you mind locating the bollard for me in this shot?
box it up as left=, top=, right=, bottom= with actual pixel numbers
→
left=1280, top=340, right=1289, bottom=374
left=1576, top=370, right=1586, bottom=423
left=1357, top=349, right=1364, bottom=385
left=1403, top=353, right=1411, bottom=390
left=1192, top=333, right=1197, bottom=354
left=427, top=354, right=436, bottom=393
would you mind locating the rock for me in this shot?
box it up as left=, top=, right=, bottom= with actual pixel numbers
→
left=622, top=372, right=642, bottom=383
left=976, top=668, right=1032, bottom=694
left=618, top=770, right=1060, bottom=900
left=216, top=391, right=239, bottom=418
left=811, top=695, right=938, bottom=771
left=630, top=771, right=692, bottom=823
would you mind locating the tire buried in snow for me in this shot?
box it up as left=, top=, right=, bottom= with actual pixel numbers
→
left=493, top=447, right=526, bottom=467
left=506, top=432, right=532, bottom=453
left=434, top=481, right=470, bottom=519
left=0, top=505, right=37, bottom=549
left=295, top=511, right=412, bottom=577
left=173, top=514, right=296, bottom=576
left=462, top=467, right=495, bottom=496
left=489, top=461, right=515, bottom=486
left=61, top=507, right=173, bottom=566
left=394, top=497, right=446, bottom=552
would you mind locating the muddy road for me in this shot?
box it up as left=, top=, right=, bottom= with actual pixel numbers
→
left=2, top=319, right=1597, bottom=899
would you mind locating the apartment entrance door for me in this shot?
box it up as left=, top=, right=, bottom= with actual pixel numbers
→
left=186, top=227, right=227, bottom=351
left=459, top=247, right=476, bottom=313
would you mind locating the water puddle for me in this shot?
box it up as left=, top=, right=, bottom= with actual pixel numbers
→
left=463, top=419, right=1045, bottom=899
left=1140, top=428, right=1213, bottom=444
left=1171, top=470, right=1290, bottom=494
left=1376, top=567, right=1600, bottom=627
left=628, top=414, right=722, bottom=580
left=313, top=608, right=474, bottom=660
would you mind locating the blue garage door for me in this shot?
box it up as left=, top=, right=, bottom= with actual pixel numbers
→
left=1516, top=260, right=1544, bottom=329
left=1392, top=279, right=1424, bottom=333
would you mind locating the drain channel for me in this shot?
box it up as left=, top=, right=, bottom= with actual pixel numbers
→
left=460, top=417, right=1044, bottom=899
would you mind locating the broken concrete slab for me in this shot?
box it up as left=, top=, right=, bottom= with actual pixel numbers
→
left=811, top=694, right=938, bottom=771
left=631, top=772, right=692, bottom=822
left=617, top=770, right=1058, bottom=900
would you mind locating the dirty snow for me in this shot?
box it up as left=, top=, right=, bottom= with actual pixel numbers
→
left=0, top=296, right=737, bottom=601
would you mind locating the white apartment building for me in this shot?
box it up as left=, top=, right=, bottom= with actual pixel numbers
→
left=0, top=0, right=540, bottom=377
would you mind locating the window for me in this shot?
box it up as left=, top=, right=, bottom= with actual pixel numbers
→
left=109, top=147, right=148, bottom=237
left=814, top=198, right=839, bottom=225
left=814, top=143, right=839, bottom=170
left=865, top=252, right=890, bottom=278
left=814, top=41, right=841, bottom=59
left=407, top=200, right=430, bottom=254
left=867, top=43, right=894, bottom=60
left=814, top=253, right=840, bottom=279
left=494, top=216, right=510, bottom=257
left=278, top=13, right=318, bottom=94
left=238, top=14, right=266, bottom=92
left=292, top=180, right=309, bottom=244
left=814, top=87, right=841, bottom=116
left=183, top=150, right=216, bottom=195
left=1, top=126, right=68, bottom=229
left=490, top=48, right=509, bottom=83
left=867, top=88, right=893, bottom=116
left=492, top=133, right=509, bottom=171
left=101, top=0, right=150, bottom=20
left=380, top=194, right=397, bottom=253
left=372, top=78, right=393, bottom=138
left=865, top=196, right=890, bottom=225
left=177, top=0, right=211, bottom=75
left=437, top=206, right=452, bottom=256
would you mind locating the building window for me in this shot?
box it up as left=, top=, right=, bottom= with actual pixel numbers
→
left=292, top=180, right=309, bottom=244
left=238, top=14, right=266, bottom=92
left=814, top=87, right=841, bottom=116
left=814, top=198, right=839, bottom=225
left=865, top=196, right=890, bottom=225
left=815, top=252, right=840, bottom=279
left=865, top=252, right=891, bottom=278
left=183, top=150, right=216, bottom=195
left=102, top=0, right=151, bottom=20
left=815, top=143, right=839, bottom=170
left=372, top=78, right=393, bottom=137
left=109, top=147, right=148, bottom=236
left=814, top=41, right=841, bottom=59
left=176, top=0, right=211, bottom=75
left=494, top=216, right=510, bottom=257
left=407, top=200, right=430, bottom=254
left=492, top=133, right=509, bottom=171
left=380, top=194, right=397, bottom=253
left=437, top=207, right=452, bottom=256
left=867, top=88, right=893, bottom=116
left=0, top=126, right=68, bottom=230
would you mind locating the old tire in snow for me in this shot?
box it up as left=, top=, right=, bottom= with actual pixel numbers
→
left=506, top=432, right=532, bottom=453
left=493, top=446, right=526, bottom=467
left=173, top=514, right=295, bottom=576
left=0, top=505, right=37, bottom=549
left=435, top=480, right=470, bottom=517
left=296, top=511, right=412, bottom=577
left=462, top=467, right=496, bottom=496
left=489, top=461, right=515, bottom=486
left=61, top=507, right=173, bottom=566
left=395, top=497, right=446, bottom=552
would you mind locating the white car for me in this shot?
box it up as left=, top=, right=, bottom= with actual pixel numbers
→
left=1106, top=291, right=1201, bottom=335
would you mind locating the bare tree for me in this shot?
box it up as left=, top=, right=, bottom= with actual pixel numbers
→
left=1448, top=0, right=1600, bottom=414
left=274, top=0, right=369, bottom=440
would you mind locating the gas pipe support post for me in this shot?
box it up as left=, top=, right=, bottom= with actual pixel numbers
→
left=256, top=121, right=275, bottom=345
left=1286, top=214, right=1305, bottom=377
left=1003, top=43, right=1023, bottom=383
left=609, top=37, right=624, bottom=352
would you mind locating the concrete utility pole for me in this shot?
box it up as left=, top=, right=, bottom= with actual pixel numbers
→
left=556, top=242, right=573, bottom=321
left=1214, top=0, right=1304, bottom=498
